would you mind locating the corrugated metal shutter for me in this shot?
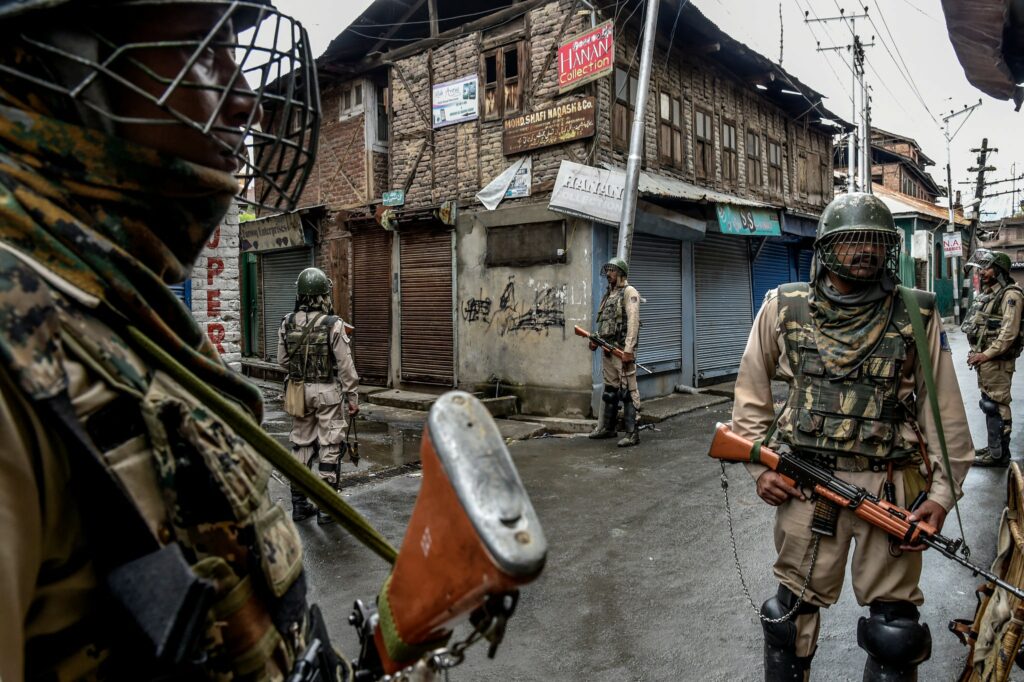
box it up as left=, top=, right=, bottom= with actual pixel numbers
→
left=752, top=241, right=791, bottom=313
left=169, top=280, right=191, bottom=309
left=400, top=229, right=454, bottom=385
left=798, top=248, right=813, bottom=282
left=261, top=248, right=312, bottom=360
left=625, top=233, right=682, bottom=369
left=695, top=232, right=752, bottom=381
left=352, top=227, right=392, bottom=385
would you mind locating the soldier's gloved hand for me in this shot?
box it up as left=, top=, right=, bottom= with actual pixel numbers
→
left=900, top=500, right=947, bottom=552
left=967, top=352, right=990, bottom=367
left=756, top=471, right=806, bottom=506
left=621, top=351, right=635, bottom=363
left=347, top=397, right=359, bottom=416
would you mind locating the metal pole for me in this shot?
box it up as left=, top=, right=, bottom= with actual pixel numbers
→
left=848, top=48, right=857, bottom=193
left=616, top=0, right=660, bottom=265
left=860, top=64, right=871, bottom=192
left=946, top=134, right=960, bottom=322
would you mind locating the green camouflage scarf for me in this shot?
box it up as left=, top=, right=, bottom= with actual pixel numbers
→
left=808, top=275, right=895, bottom=377
left=0, top=102, right=263, bottom=418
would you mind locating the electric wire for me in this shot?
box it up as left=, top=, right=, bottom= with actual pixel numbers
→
left=663, top=0, right=690, bottom=69
left=867, top=0, right=939, bottom=126
left=791, top=0, right=854, bottom=108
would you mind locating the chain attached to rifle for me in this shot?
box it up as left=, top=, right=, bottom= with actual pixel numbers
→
left=719, top=461, right=820, bottom=624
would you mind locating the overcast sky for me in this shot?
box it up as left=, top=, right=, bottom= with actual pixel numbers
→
left=275, top=0, right=1024, bottom=219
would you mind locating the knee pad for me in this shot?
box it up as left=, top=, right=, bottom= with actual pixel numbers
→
left=761, top=585, right=819, bottom=650
left=857, top=601, right=931, bottom=667
left=980, top=394, right=1001, bottom=417
left=602, top=385, right=620, bottom=406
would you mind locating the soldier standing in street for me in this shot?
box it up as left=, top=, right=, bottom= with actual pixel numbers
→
left=963, top=249, right=1023, bottom=467
left=0, top=1, right=351, bottom=679
left=589, top=257, right=642, bottom=447
left=279, top=267, right=360, bottom=525
left=732, top=193, right=973, bottom=681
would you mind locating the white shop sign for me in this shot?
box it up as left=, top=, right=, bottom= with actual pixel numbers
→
left=548, top=160, right=625, bottom=225
left=942, top=231, right=963, bottom=258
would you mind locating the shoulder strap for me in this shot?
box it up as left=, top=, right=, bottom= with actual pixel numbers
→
left=897, top=285, right=970, bottom=549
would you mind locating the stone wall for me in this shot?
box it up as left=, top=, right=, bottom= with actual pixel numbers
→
left=192, top=203, right=242, bottom=370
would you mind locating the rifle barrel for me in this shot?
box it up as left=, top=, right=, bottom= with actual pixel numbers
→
left=925, top=537, right=1024, bottom=601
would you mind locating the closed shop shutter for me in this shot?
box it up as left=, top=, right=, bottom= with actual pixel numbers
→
left=625, top=233, right=682, bottom=370
left=352, top=227, right=392, bottom=385
left=169, top=280, right=191, bottom=309
left=695, top=232, right=752, bottom=382
left=752, top=241, right=791, bottom=313
left=400, top=229, right=454, bottom=385
left=261, top=248, right=312, bottom=360
left=798, top=248, right=813, bottom=282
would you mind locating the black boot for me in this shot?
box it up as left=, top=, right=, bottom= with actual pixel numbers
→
left=617, top=402, right=640, bottom=448
left=762, top=586, right=816, bottom=682
left=316, top=510, right=335, bottom=526
left=589, top=386, right=619, bottom=439
left=291, top=488, right=316, bottom=522
left=764, top=644, right=812, bottom=682
left=976, top=402, right=1009, bottom=467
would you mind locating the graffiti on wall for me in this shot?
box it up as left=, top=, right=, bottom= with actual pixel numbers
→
left=464, top=276, right=566, bottom=335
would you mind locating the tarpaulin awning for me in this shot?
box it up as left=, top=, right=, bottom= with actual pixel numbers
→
left=941, top=0, right=1024, bottom=109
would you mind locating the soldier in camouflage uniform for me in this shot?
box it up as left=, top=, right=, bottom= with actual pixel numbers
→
left=589, top=256, right=643, bottom=447
left=0, top=2, right=346, bottom=679
left=278, top=267, right=359, bottom=525
left=732, top=193, right=973, bottom=681
left=962, top=249, right=1023, bottom=467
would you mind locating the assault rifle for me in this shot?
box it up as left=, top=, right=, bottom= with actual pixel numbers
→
left=708, top=422, right=1024, bottom=602
left=573, top=326, right=653, bottom=374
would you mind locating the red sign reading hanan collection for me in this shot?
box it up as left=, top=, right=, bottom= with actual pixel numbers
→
left=557, top=20, right=614, bottom=93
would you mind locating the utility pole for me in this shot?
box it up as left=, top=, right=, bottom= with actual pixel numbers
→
left=616, top=0, right=660, bottom=266
left=941, top=99, right=981, bottom=322
left=808, top=8, right=873, bottom=193
left=967, top=138, right=998, bottom=307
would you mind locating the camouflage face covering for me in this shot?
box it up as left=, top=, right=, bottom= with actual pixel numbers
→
left=0, top=94, right=263, bottom=417
left=807, top=277, right=895, bottom=377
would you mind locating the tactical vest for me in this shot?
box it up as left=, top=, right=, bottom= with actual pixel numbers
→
left=774, top=282, right=931, bottom=461
left=285, top=312, right=338, bottom=382
left=961, top=283, right=1024, bottom=359
left=596, top=286, right=628, bottom=346
left=15, top=283, right=308, bottom=681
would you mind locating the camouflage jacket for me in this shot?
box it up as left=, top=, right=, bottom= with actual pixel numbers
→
left=0, top=249, right=309, bottom=681
left=596, top=281, right=640, bottom=351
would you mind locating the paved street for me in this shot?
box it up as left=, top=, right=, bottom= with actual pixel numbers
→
left=274, top=326, right=1021, bottom=681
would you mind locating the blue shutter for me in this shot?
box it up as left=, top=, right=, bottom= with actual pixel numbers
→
left=752, top=241, right=791, bottom=313
left=169, top=280, right=192, bottom=310
left=798, top=249, right=813, bottom=282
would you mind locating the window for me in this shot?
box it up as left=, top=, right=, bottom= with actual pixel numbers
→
left=482, top=42, right=524, bottom=120
left=746, top=130, right=761, bottom=187
left=486, top=221, right=566, bottom=266
left=375, top=82, right=389, bottom=145
left=722, top=120, right=738, bottom=184
left=768, top=139, right=782, bottom=191
left=338, top=81, right=363, bottom=119
left=694, top=108, right=713, bottom=180
left=613, top=66, right=638, bottom=151
left=659, top=90, right=683, bottom=169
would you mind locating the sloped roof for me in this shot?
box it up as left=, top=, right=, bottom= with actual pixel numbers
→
left=873, top=183, right=969, bottom=225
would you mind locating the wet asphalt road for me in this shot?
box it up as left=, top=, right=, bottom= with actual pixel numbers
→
left=273, top=327, right=1021, bottom=681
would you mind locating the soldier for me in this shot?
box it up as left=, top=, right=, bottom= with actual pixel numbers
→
left=962, top=249, right=1023, bottom=467
left=732, top=193, right=973, bottom=681
left=588, top=256, right=642, bottom=447
left=279, top=267, right=359, bottom=525
left=0, top=1, right=343, bottom=679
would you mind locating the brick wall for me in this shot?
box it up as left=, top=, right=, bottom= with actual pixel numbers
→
left=192, top=203, right=242, bottom=370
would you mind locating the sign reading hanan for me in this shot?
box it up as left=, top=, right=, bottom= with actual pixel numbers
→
left=558, top=20, right=614, bottom=93
left=503, top=97, right=596, bottom=155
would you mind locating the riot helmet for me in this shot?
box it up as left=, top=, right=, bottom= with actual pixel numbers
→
left=602, top=257, right=628, bottom=277
left=0, top=0, right=319, bottom=211
left=294, top=267, right=332, bottom=313
left=967, top=248, right=1011, bottom=275
left=815, top=192, right=900, bottom=283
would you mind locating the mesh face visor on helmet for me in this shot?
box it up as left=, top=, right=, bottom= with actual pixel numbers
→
left=0, top=0, right=319, bottom=211
left=967, top=248, right=997, bottom=270
left=815, top=229, right=900, bottom=283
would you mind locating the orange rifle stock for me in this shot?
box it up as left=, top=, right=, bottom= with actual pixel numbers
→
left=573, top=325, right=653, bottom=374
left=707, top=422, right=1024, bottom=601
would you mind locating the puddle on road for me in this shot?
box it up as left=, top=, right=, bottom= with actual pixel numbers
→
left=337, top=420, right=424, bottom=475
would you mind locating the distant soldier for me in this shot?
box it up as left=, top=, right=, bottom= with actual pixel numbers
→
left=963, top=249, right=1023, bottom=467
left=279, top=267, right=359, bottom=524
left=589, top=257, right=642, bottom=447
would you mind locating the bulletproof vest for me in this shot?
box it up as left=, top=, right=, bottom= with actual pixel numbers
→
left=775, top=282, right=927, bottom=461
left=285, top=312, right=338, bottom=382
left=961, top=283, right=1024, bottom=359
left=18, top=289, right=309, bottom=680
left=596, top=286, right=628, bottom=346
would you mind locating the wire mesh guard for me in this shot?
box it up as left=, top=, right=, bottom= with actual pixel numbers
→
left=2, top=0, right=319, bottom=211
left=816, top=229, right=900, bottom=282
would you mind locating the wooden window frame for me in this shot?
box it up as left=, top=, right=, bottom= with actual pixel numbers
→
left=613, top=65, right=639, bottom=152
left=768, top=139, right=783, bottom=192
left=722, top=119, right=738, bottom=185
left=658, top=88, right=684, bottom=170
left=338, top=81, right=364, bottom=120
left=746, top=129, right=762, bottom=187
left=481, top=40, right=526, bottom=122
left=694, top=107, right=714, bottom=181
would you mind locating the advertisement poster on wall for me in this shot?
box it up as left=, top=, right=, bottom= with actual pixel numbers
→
left=558, top=20, right=614, bottom=93
left=432, top=74, right=479, bottom=128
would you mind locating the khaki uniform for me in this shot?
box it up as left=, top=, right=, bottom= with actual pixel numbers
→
left=597, top=280, right=641, bottom=409
left=278, top=311, right=359, bottom=483
left=732, top=288, right=974, bottom=658
left=968, top=280, right=1023, bottom=421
